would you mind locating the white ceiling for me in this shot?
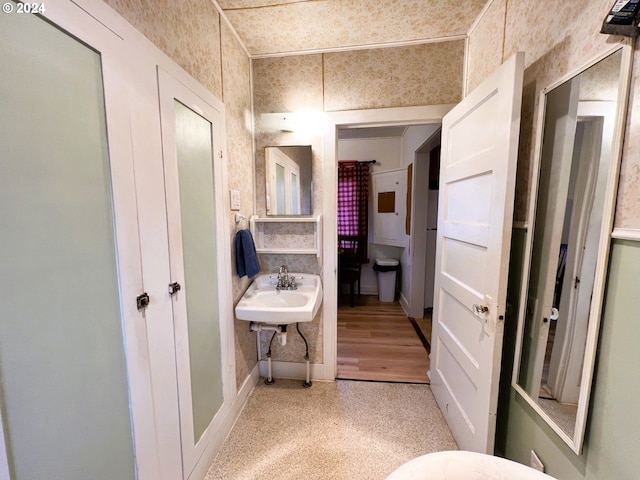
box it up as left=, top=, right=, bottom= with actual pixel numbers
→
left=217, top=0, right=488, bottom=57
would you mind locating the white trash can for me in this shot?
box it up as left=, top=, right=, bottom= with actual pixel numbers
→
left=374, top=258, right=400, bottom=302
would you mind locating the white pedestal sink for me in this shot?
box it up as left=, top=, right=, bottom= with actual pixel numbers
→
left=235, top=273, right=322, bottom=324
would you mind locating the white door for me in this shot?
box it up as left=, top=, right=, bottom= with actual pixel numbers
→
left=0, top=5, right=149, bottom=479
left=158, top=68, right=228, bottom=479
left=430, top=52, right=524, bottom=453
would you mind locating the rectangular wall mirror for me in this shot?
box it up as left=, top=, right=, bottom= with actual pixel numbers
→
left=265, top=145, right=312, bottom=216
left=512, top=41, right=632, bottom=454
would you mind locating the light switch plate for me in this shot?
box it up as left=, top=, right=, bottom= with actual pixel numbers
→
left=230, top=189, right=241, bottom=210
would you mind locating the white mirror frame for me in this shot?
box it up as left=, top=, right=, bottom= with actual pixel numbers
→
left=511, top=39, right=633, bottom=454
left=264, top=145, right=312, bottom=216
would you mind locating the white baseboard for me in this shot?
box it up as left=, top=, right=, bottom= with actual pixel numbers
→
left=258, top=360, right=335, bottom=382
left=360, top=286, right=378, bottom=295
left=399, top=293, right=410, bottom=316
left=188, top=364, right=259, bottom=480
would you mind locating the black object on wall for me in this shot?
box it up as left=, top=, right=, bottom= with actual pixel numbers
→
left=601, top=0, right=640, bottom=37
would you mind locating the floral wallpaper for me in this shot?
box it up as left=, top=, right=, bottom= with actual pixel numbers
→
left=324, top=41, right=465, bottom=111
left=221, top=22, right=259, bottom=390
left=219, top=0, right=486, bottom=56
left=253, top=55, right=324, bottom=113
left=467, top=0, right=640, bottom=229
left=259, top=223, right=317, bottom=250
left=103, top=0, right=223, bottom=99
left=465, top=0, right=506, bottom=95
left=615, top=50, right=640, bottom=229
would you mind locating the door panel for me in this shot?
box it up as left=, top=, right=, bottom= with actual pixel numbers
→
left=447, top=92, right=501, bottom=164
left=439, top=290, right=485, bottom=362
left=0, top=7, right=136, bottom=479
left=430, top=52, right=524, bottom=453
left=445, top=172, right=493, bottom=223
left=158, top=68, right=227, bottom=479
left=442, top=238, right=488, bottom=296
left=173, top=100, right=224, bottom=443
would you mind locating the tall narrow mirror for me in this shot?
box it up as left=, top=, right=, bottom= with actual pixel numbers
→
left=265, top=145, right=312, bottom=215
left=513, top=43, right=631, bottom=454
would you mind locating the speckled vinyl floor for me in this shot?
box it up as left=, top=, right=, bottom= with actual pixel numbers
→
left=205, top=379, right=457, bottom=480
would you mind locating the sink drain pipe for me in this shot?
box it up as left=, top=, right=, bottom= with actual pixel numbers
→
left=250, top=322, right=287, bottom=384
left=296, top=322, right=312, bottom=388
left=249, top=322, right=312, bottom=387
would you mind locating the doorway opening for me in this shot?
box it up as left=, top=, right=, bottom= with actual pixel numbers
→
left=335, top=124, right=441, bottom=383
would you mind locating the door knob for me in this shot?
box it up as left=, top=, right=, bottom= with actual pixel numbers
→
left=473, top=303, right=489, bottom=322
left=473, top=304, right=489, bottom=316
left=168, top=282, right=181, bottom=295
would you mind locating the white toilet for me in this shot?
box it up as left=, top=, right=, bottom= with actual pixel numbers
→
left=386, top=451, right=557, bottom=480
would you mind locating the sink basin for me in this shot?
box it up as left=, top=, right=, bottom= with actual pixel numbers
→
left=235, top=273, right=323, bottom=324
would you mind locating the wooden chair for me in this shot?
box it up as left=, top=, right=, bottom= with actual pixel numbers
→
left=338, top=235, right=367, bottom=307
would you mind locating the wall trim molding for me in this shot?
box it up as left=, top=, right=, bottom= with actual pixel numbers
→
left=360, top=286, right=377, bottom=296
left=251, top=35, right=467, bottom=59
left=467, top=0, right=498, bottom=37
left=399, top=292, right=410, bottom=317
left=209, top=0, right=251, bottom=57
left=611, top=227, right=640, bottom=241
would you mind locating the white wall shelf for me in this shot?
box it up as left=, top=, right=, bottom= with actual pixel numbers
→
left=250, top=215, right=322, bottom=260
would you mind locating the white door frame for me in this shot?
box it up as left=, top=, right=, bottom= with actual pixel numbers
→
left=406, top=130, right=442, bottom=318
left=322, top=105, right=455, bottom=379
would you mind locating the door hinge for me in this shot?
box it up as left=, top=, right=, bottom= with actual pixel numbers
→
left=136, top=292, right=150, bottom=310
left=218, top=150, right=223, bottom=158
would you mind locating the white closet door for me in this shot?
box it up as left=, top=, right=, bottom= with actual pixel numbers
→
left=158, top=68, right=232, bottom=480
left=0, top=5, right=142, bottom=479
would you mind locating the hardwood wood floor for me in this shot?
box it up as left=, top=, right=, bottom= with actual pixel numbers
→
left=337, top=295, right=431, bottom=383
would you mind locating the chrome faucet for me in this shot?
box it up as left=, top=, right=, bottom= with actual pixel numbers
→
left=276, top=264, right=296, bottom=290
